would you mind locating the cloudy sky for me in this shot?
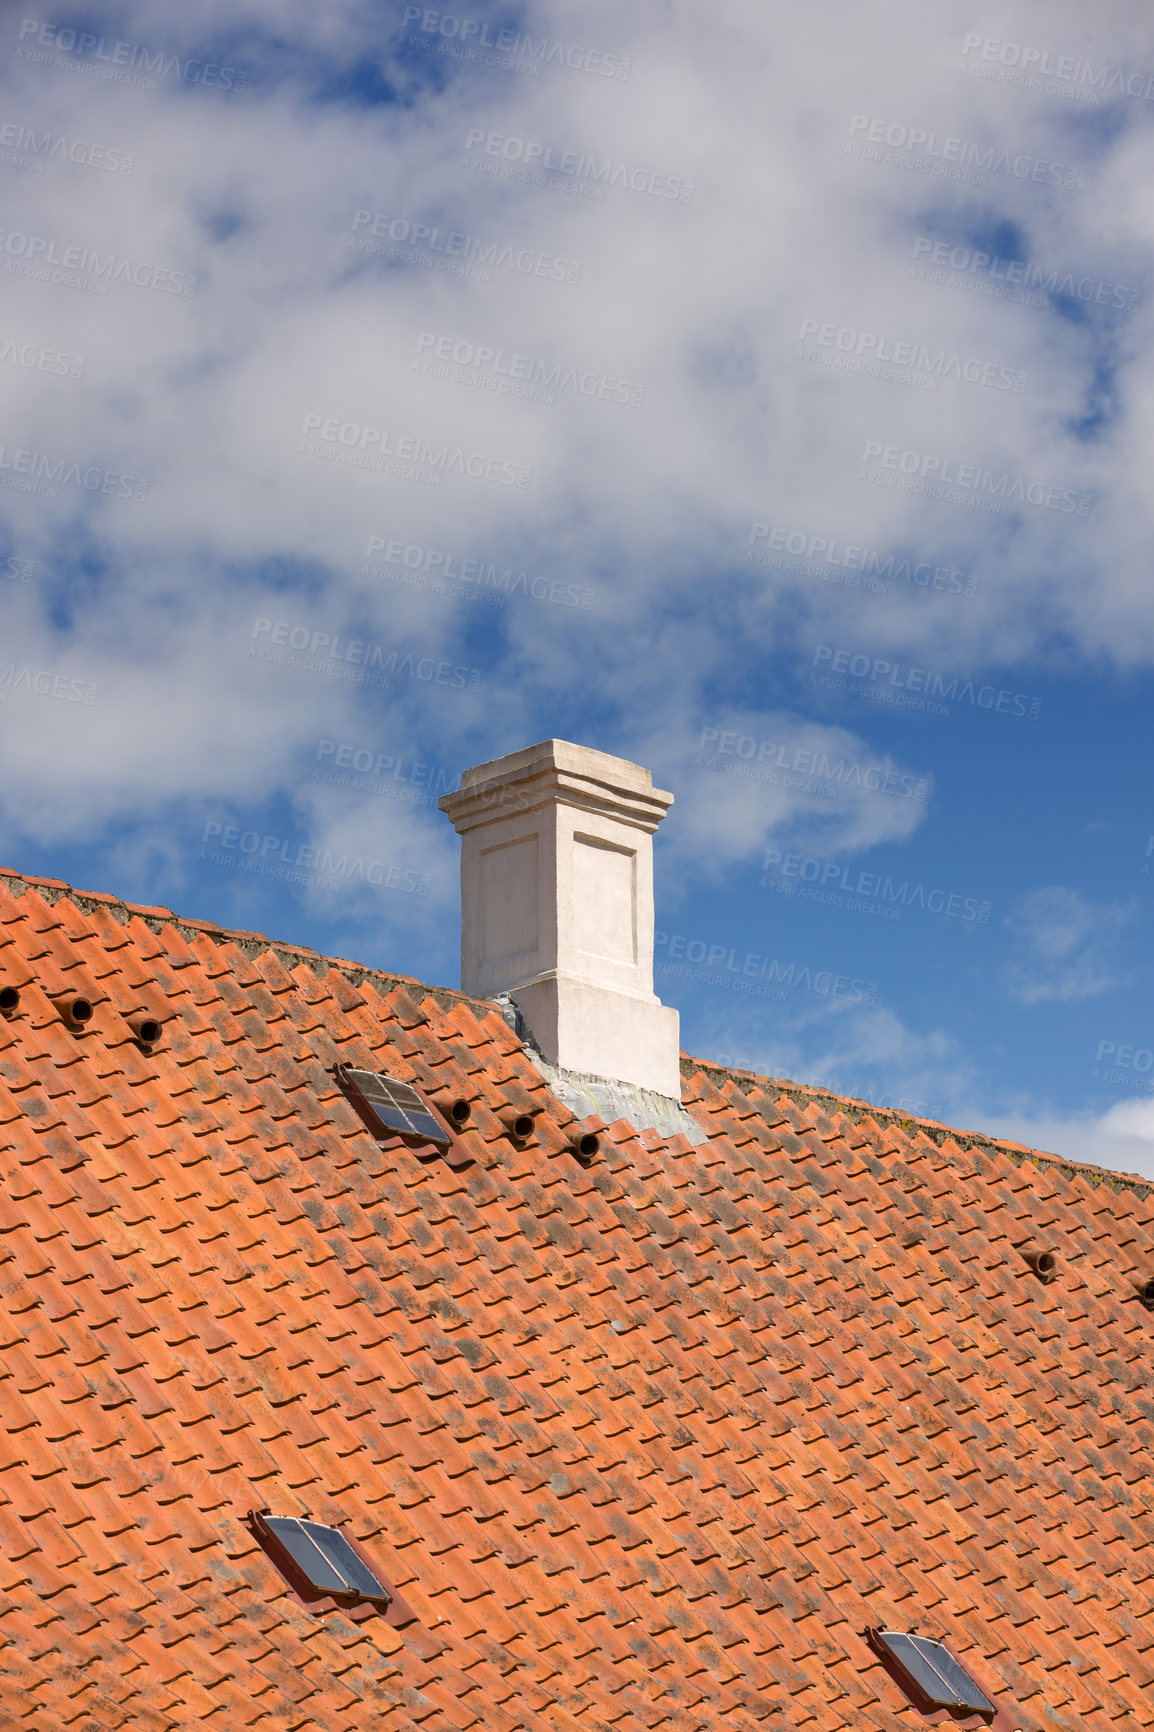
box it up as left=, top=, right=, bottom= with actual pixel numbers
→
left=3, top=0, right=1154, bottom=1172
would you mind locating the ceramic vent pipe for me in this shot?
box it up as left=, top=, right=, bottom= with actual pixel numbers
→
left=50, top=993, right=94, bottom=1030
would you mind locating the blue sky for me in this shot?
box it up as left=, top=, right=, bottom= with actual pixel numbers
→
left=3, top=0, right=1154, bottom=1173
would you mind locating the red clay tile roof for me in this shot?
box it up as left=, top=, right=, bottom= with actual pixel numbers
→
left=2, top=866, right=1153, bottom=1732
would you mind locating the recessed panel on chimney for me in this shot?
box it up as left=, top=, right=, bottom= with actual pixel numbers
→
left=440, top=741, right=681, bottom=1096
left=573, top=834, right=636, bottom=966
left=479, top=834, right=539, bottom=967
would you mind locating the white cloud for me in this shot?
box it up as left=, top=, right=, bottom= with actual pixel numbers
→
left=1, top=0, right=1153, bottom=908
left=630, top=704, right=930, bottom=886
left=1002, top=885, right=1133, bottom=1004
left=684, top=992, right=978, bottom=1124
left=982, top=1097, right=1154, bottom=1182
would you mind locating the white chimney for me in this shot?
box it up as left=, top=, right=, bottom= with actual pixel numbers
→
left=439, top=739, right=682, bottom=1098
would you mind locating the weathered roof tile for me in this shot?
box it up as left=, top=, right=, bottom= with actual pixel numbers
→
left=1, top=869, right=1152, bottom=1730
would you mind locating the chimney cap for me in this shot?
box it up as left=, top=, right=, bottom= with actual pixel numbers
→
left=440, top=739, right=673, bottom=835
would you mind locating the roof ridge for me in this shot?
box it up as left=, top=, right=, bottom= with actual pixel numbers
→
left=0, top=865, right=484, bottom=1018
left=681, top=1055, right=1154, bottom=1202
left=4, top=864, right=1149, bottom=1201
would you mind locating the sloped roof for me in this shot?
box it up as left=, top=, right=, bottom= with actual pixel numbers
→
left=1, top=867, right=1153, bottom=1732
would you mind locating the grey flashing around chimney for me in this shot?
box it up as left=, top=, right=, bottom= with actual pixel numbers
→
left=481, top=1004, right=700, bottom=1150
left=490, top=994, right=708, bottom=1146
left=529, top=1056, right=711, bottom=1148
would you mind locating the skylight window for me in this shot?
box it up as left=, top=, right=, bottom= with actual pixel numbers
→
left=334, top=1064, right=453, bottom=1151
left=866, top=1629, right=997, bottom=1722
left=246, top=1511, right=395, bottom=1609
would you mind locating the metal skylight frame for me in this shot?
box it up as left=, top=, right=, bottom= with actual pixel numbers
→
left=246, top=1510, right=395, bottom=1610
left=333, top=1063, right=456, bottom=1151
left=866, top=1628, right=998, bottom=1722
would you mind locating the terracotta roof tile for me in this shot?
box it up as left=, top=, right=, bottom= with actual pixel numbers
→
left=2, top=871, right=1153, bottom=1729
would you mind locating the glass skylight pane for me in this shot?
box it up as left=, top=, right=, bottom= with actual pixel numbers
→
left=878, top=1633, right=995, bottom=1715
left=254, top=1513, right=396, bottom=1608
left=908, top=1637, right=995, bottom=1714
left=377, top=1077, right=427, bottom=1112
left=882, top=1633, right=962, bottom=1706
left=304, top=1523, right=391, bottom=1602
left=265, top=1518, right=350, bottom=1595
left=402, top=1109, right=451, bottom=1142
left=342, top=1068, right=452, bottom=1149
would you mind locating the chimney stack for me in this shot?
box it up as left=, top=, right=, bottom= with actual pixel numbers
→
left=439, top=740, right=681, bottom=1098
